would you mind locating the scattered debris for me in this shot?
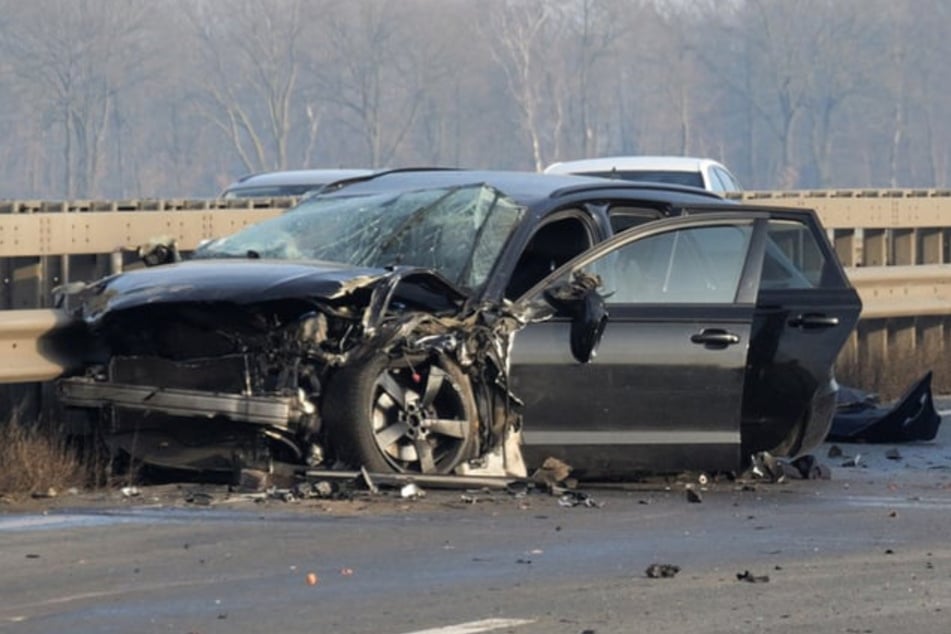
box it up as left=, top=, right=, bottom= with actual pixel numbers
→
left=31, top=488, right=58, bottom=499
left=360, top=467, right=380, bottom=495
left=749, top=452, right=786, bottom=483
left=789, top=455, right=831, bottom=480
left=685, top=487, right=703, bottom=503
left=830, top=372, right=941, bottom=443
left=236, top=469, right=271, bottom=493
left=531, top=457, right=573, bottom=488
left=557, top=491, right=602, bottom=508
left=827, top=445, right=843, bottom=458
left=645, top=563, right=680, bottom=579
left=400, top=483, right=426, bottom=499
left=184, top=491, right=214, bottom=506
left=736, top=570, right=770, bottom=583
left=306, top=572, right=318, bottom=586
left=841, top=454, right=862, bottom=468
left=885, top=448, right=903, bottom=461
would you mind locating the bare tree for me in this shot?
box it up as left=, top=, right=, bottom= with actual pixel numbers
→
left=313, top=0, right=442, bottom=168
left=184, top=0, right=319, bottom=173
left=1, top=0, right=155, bottom=197
left=482, top=0, right=569, bottom=171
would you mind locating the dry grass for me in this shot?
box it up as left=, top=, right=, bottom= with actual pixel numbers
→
left=0, top=411, right=108, bottom=499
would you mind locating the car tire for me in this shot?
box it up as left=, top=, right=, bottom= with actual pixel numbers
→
left=323, top=352, right=479, bottom=474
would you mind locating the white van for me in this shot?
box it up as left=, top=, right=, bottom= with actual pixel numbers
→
left=543, top=156, right=742, bottom=193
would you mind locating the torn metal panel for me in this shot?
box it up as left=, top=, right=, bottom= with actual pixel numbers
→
left=828, top=371, right=941, bottom=443
left=52, top=256, right=530, bottom=477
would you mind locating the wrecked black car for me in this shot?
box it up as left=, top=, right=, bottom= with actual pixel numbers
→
left=55, top=170, right=862, bottom=480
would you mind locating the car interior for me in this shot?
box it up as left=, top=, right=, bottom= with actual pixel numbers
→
left=505, top=215, right=594, bottom=299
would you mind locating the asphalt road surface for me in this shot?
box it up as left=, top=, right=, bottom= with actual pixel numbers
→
left=2, top=406, right=951, bottom=634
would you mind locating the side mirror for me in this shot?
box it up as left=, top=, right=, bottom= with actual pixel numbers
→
left=542, top=271, right=608, bottom=364
left=569, top=289, right=607, bottom=363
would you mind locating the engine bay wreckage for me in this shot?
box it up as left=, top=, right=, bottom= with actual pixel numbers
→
left=54, top=182, right=564, bottom=479
left=57, top=262, right=539, bottom=478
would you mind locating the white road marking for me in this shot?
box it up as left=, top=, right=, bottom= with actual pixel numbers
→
left=401, top=618, right=536, bottom=634
left=937, top=409, right=951, bottom=417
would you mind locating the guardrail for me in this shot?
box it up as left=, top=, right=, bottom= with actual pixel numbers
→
left=0, top=309, right=76, bottom=382
left=2, top=190, right=951, bottom=383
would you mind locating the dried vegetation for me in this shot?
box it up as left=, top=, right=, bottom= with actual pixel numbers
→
left=0, top=409, right=108, bottom=499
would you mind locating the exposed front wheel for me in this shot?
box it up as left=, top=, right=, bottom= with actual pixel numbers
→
left=324, top=353, right=478, bottom=474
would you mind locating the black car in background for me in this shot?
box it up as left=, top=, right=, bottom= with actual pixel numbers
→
left=56, top=170, right=861, bottom=479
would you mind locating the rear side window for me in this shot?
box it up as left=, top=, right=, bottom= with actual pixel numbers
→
left=761, top=219, right=842, bottom=289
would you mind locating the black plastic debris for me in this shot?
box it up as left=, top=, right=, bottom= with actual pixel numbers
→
left=685, top=487, right=703, bottom=503
left=885, top=448, right=903, bottom=461
left=645, top=563, right=680, bottom=578
left=789, top=455, right=831, bottom=480
left=827, top=445, right=843, bottom=458
left=829, top=372, right=941, bottom=443
left=184, top=491, right=214, bottom=506
left=736, top=570, right=770, bottom=583
left=557, top=491, right=602, bottom=508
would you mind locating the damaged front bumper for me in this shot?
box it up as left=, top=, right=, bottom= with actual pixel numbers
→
left=57, top=376, right=311, bottom=428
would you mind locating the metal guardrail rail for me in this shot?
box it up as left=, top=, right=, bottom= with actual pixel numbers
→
left=2, top=189, right=951, bottom=382
left=0, top=264, right=944, bottom=385
left=0, top=309, right=76, bottom=382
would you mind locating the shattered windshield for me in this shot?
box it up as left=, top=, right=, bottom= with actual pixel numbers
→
left=194, top=184, right=524, bottom=290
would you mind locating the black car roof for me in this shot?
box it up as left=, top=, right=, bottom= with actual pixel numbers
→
left=315, top=169, right=726, bottom=208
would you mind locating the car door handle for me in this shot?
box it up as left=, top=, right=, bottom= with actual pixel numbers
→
left=690, top=329, right=741, bottom=347
left=788, top=313, right=840, bottom=329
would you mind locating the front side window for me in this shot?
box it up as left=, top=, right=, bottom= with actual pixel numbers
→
left=534, top=223, right=753, bottom=307
left=195, top=184, right=524, bottom=291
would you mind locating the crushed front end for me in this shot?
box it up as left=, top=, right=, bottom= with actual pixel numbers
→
left=56, top=261, right=525, bottom=477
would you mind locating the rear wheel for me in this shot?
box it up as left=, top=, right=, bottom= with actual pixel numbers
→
left=324, top=353, right=478, bottom=474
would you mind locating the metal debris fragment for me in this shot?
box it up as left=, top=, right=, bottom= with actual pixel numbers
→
left=531, top=457, right=573, bottom=487
left=184, top=491, right=214, bottom=505
left=360, top=466, right=380, bottom=494
left=236, top=469, right=271, bottom=493
left=749, top=452, right=786, bottom=483
left=736, top=570, right=770, bottom=583
left=400, top=483, right=426, bottom=499
left=557, top=491, right=602, bottom=508
left=645, top=563, right=680, bottom=578
left=841, top=454, right=862, bottom=468
left=789, top=455, right=831, bottom=480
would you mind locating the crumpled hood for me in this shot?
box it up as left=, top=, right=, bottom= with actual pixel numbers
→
left=70, top=259, right=397, bottom=321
